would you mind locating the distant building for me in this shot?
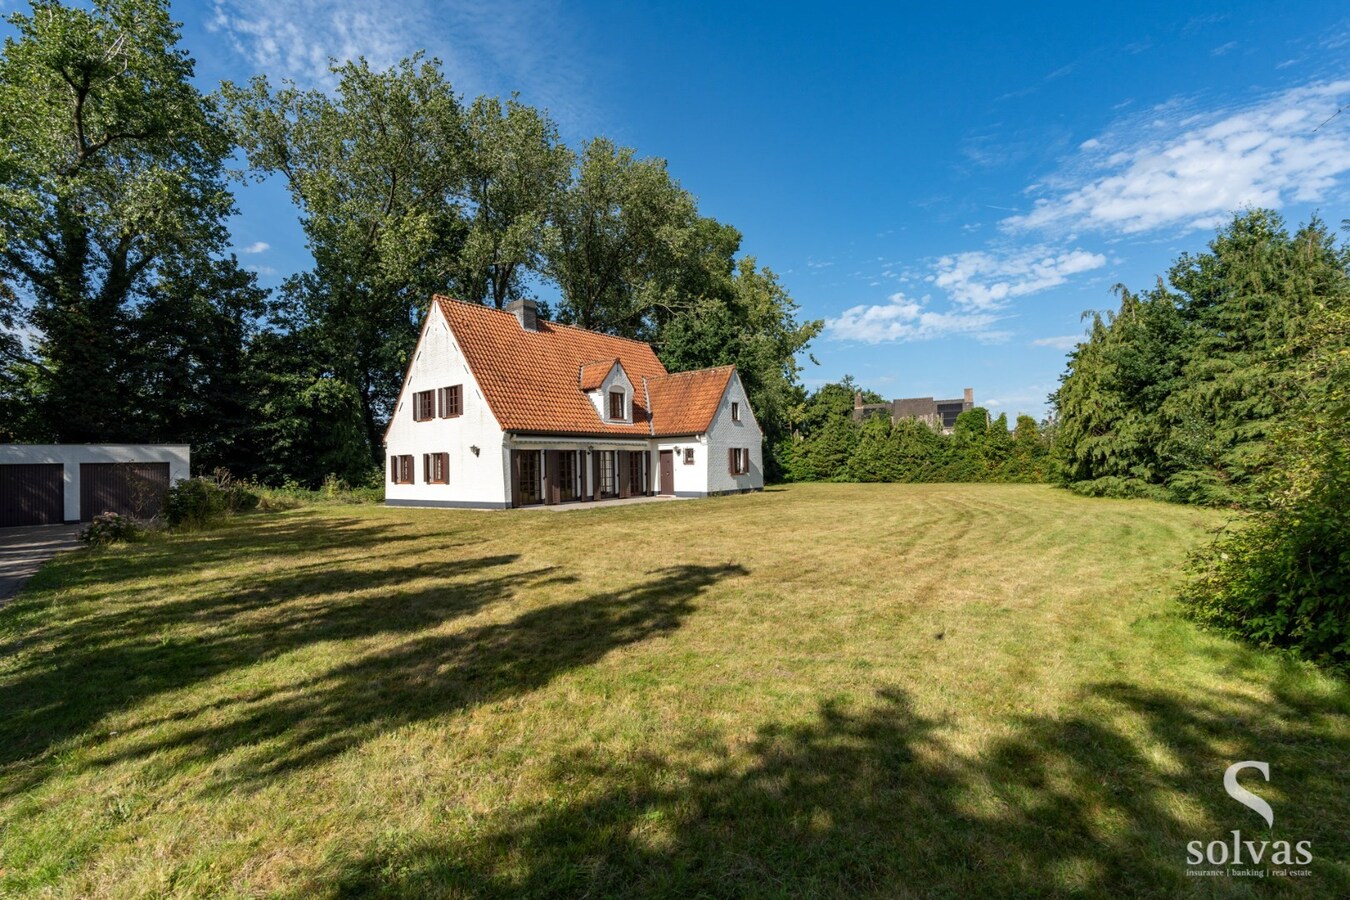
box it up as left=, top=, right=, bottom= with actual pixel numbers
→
left=852, top=388, right=975, bottom=434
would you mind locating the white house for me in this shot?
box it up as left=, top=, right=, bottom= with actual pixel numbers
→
left=0, top=444, right=190, bottom=525
left=384, top=296, right=764, bottom=509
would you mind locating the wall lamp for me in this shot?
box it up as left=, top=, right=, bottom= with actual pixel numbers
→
left=470, top=445, right=480, bottom=456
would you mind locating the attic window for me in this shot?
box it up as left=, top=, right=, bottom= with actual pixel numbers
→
left=609, top=390, right=625, bottom=420
left=731, top=401, right=741, bottom=422
left=413, top=390, right=435, bottom=421
left=439, top=385, right=462, bottom=418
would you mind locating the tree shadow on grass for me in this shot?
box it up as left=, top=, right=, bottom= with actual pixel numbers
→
left=320, top=677, right=1349, bottom=898
left=0, top=509, right=565, bottom=791
left=95, top=563, right=749, bottom=792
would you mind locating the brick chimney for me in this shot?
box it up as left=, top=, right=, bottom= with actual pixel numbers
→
left=506, top=298, right=538, bottom=331
left=854, top=391, right=863, bottom=409
left=963, top=387, right=974, bottom=408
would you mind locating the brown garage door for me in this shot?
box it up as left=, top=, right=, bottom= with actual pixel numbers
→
left=0, top=464, right=65, bottom=527
left=79, top=463, right=170, bottom=521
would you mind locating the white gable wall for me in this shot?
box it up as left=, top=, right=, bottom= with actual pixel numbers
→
left=384, top=306, right=509, bottom=508
left=703, top=372, right=764, bottom=494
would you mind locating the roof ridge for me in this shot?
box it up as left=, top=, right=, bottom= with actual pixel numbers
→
left=650, top=365, right=736, bottom=380
left=434, top=294, right=659, bottom=350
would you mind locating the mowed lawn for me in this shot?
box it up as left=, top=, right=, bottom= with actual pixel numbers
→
left=0, top=484, right=1346, bottom=897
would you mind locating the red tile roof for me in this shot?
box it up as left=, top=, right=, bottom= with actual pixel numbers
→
left=646, top=366, right=736, bottom=436
left=428, top=296, right=736, bottom=437
left=578, top=359, right=620, bottom=391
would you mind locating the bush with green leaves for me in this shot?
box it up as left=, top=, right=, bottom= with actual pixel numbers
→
left=1180, top=296, right=1349, bottom=670
left=80, top=512, right=140, bottom=546
left=164, top=477, right=229, bottom=528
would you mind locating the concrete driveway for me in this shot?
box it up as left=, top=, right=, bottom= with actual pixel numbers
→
left=0, top=524, right=82, bottom=604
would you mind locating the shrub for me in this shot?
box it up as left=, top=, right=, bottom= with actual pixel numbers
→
left=211, top=469, right=260, bottom=513
left=250, top=471, right=384, bottom=510
left=1181, top=479, right=1348, bottom=670
left=80, top=512, right=140, bottom=546
left=1180, top=297, right=1349, bottom=670
left=164, top=477, right=228, bottom=528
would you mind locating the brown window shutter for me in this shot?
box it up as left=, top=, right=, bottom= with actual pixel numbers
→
left=728, top=448, right=735, bottom=474
left=390, top=456, right=397, bottom=482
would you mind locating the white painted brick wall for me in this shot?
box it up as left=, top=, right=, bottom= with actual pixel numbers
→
left=703, top=372, right=764, bottom=494
left=384, top=306, right=509, bottom=508
left=653, top=438, right=708, bottom=495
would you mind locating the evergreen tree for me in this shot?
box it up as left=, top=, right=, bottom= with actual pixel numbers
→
left=847, top=413, right=897, bottom=482
left=1053, top=211, right=1349, bottom=506
left=1182, top=272, right=1349, bottom=667
left=888, top=418, right=944, bottom=482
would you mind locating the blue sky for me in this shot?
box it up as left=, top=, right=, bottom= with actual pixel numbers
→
left=16, top=1, right=1350, bottom=417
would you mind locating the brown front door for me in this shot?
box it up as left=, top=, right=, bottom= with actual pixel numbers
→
left=659, top=450, right=674, bottom=495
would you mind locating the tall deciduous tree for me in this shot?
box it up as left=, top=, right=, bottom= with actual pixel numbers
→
left=547, top=138, right=702, bottom=336
left=456, top=96, right=572, bottom=309
left=0, top=0, right=236, bottom=441
left=658, top=257, right=823, bottom=476
left=221, top=55, right=468, bottom=472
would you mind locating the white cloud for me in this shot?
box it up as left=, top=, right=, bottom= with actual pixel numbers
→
left=931, top=247, right=1106, bottom=310
left=240, top=241, right=270, bottom=254
left=827, top=245, right=1103, bottom=345
left=1031, top=334, right=1082, bottom=350
left=208, top=0, right=596, bottom=131
left=210, top=1, right=408, bottom=87
left=1004, top=80, right=1350, bottom=235
left=826, top=293, right=1007, bottom=345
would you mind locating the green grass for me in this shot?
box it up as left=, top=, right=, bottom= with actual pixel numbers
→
left=0, top=483, right=1345, bottom=897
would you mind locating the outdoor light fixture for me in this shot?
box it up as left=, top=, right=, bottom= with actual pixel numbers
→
left=470, top=445, right=480, bottom=456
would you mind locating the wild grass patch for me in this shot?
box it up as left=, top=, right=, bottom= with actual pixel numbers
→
left=0, top=484, right=1345, bottom=896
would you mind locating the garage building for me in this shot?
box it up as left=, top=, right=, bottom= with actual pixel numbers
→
left=0, top=445, right=190, bottom=526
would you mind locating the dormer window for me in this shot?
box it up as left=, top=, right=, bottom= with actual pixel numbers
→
left=609, top=390, right=625, bottom=420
